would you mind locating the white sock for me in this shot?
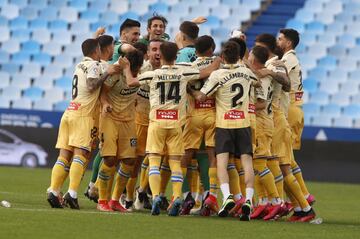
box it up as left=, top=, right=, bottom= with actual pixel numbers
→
left=220, top=183, right=230, bottom=201
left=191, top=192, right=198, bottom=200
left=203, top=190, right=209, bottom=199
left=234, top=193, right=243, bottom=201
left=50, top=189, right=58, bottom=197
left=245, top=187, right=254, bottom=202
left=303, top=206, right=311, bottom=212
left=89, top=182, right=95, bottom=188
left=68, top=189, right=77, bottom=199
left=271, top=197, right=281, bottom=205
left=138, top=187, right=144, bottom=193
left=258, top=197, right=268, bottom=205
left=294, top=206, right=302, bottom=212
left=305, top=194, right=310, bottom=199
left=183, top=191, right=190, bottom=199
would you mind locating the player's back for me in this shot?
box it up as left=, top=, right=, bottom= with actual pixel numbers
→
left=68, top=57, right=103, bottom=117
left=206, top=64, right=257, bottom=129
left=282, top=50, right=303, bottom=106
left=141, top=65, right=199, bottom=128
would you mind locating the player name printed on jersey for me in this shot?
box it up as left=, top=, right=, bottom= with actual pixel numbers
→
left=224, top=109, right=245, bottom=120
left=195, top=99, right=215, bottom=109
left=156, top=109, right=178, bottom=120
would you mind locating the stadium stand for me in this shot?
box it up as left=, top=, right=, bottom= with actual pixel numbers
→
left=0, top=0, right=359, bottom=129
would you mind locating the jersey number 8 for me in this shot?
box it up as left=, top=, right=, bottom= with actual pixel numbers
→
left=72, top=75, right=78, bottom=100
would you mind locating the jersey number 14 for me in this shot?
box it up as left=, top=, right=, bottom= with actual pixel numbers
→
left=156, top=81, right=181, bottom=104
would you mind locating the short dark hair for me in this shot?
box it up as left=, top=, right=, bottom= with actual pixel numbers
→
left=160, top=41, right=178, bottom=62
left=147, top=14, right=168, bottom=29
left=97, top=35, right=114, bottom=51
left=251, top=45, right=269, bottom=65
left=228, top=37, right=247, bottom=60
left=133, top=41, right=148, bottom=56
left=125, top=49, right=144, bottom=73
left=195, top=35, right=215, bottom=55
left=120, top=18, right=141, bottom=34
left=279, top=28, right=300, bottom=48
left=179, top=21, right=199, bottom=40
left=81, top=38, right=99, bottom=57
left=221, top=41, right=239, bottom=64
left=148, top=38, right=165, bottom=45
left=255, top=33, right=276, bottom=53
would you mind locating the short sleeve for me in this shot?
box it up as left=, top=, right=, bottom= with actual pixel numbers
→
left=138, top=71, right=155, bottom=85
left=200, top=71, right=220, bottom=96
left=87, top=62, right=102, bottom=79
left=182, top=68, right=200, bottom=82
left=282, top=54, right=298, bottom=73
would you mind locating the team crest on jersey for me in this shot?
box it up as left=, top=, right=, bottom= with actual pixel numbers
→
left=156, top=110, right=178, bottom=120
left=224, top=110, right=245, bottom=120
left=130, top=138, right=137, bottom=147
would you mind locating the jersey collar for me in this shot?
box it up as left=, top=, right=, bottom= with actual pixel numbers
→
left=222, top=63, right=240, bottom=69
left=265, top=55, right=279, bottom=67
left=282, top=49, right=296, bottom=58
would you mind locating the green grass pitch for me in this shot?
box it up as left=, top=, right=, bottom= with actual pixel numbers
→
left=0, top=166, right=359, bottom=239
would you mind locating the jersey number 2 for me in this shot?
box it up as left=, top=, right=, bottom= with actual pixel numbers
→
left=231, top=83, right=244, bottom=107
left=156, top=81, right=181, bottom=104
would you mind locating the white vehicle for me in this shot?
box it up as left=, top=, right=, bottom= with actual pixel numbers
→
left=0, top=129, right=48, bottom=167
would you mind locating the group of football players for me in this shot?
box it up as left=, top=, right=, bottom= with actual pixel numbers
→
left=46, top=13, right=317, bottom=222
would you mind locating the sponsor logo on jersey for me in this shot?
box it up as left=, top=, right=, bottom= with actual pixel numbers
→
left=67, top=102, right=81, bottom=111
left=295, top=91, right=303, bottom=101
left=137, top=88, right=149, bottom=99
left=224, top=110, right=245, bottom=120
left=156, top=110, right=178, bottom=120
left=195, top=99, right=215, bottom=109
left=248, top=104, right=256, bottom=114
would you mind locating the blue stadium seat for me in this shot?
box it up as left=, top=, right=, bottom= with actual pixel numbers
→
left=312, top=115, right=333, bottom=127
left=348, top=46, right=360, bottom=59
left=10, top=17, right=28, bottom=30
left=29, top=19, right=48, bottom=30
left=20, top=7, right=39, bottom=20
left=333, top=116, right=353, bottom=128
left=335, top=12, right=354, bottom=23
left=319, top=81, right=339, bottom=94
left=150, top=2, right=169, bottom=15
left=0, top=72, right=10, bottom=88
left=286, top=19, right=305, bottom=33
left=322, top=104, right=342, bottom=117
left=340, top=80, right=359, bottom=96
left=298, top=54, right=317, bottom=69
left=43, top=87, right=65, bottom=103
left=294, top=9, right=314, bottom=23
left=0, top=97, right=11, bottom=108
left=211, top=27, right=230, bottom=39
left=317, top=55, right=338, bottom=71
left=54, top=100, right=70, bottom=112
left=39, top=7, right=58, bottom=21
left=64, top=43, right=83, bottom=57
left=328, top=69, right=348, bottom=83
left=89, top=1, right=109, bottom=12
left=203, top=16, right=221, bottom=28
left=222, top=0, right=240, bottom=5
left=52, top=31, right=72, bottom=45
left=21, top=63, right=42, bottom=78
left=303, top=79, right=318, bottom=93
left=349, top=69, right=360, bottom=81
left=58, top=7, right=79, bottom=23
left=23, top=87, right=44, bottom=101
left=11, top=52, right=31, bottom=64
left=49, top=0, right=67, bottom=8
left=337, top=34, right=356, bottom=48
left=303, top=103, right=321, bottom=116
left=0, top=86, right=22, bottom=100
left=307, top=44, right=327, bottom=58
left=109, top=1, right=129, bottom=14
left=70, top=0, right=89, bottom=11
left=33, top=53, right=52, bottom=66
left=306, top=21, right=325, bottom=34
left=12, top=98, right=33, bottom=110
left=310, top=91, right=329, bottom=105
left=42, top=42, right=63, bottom=56
left=33, top=76, right=54, bottom=90
left=70, top=20, right=90, bottom=34
left=315, top=12, right=335, bottom=24
left=301, top=33, right=317, bottom=46
left=191, top=5, right=210, bottom=17
left=11, top=73, right=32, bottom=88
left=54, top=76, right=71, bottom=90
left=0, top=50, right=10, bottom=64
left=324, top=0, right=343, bottom=14
left=0, top=4, right=19, bottom=20
left=343, top=105, right=360, bottom=118
left=317, top=33, right=337, bottom=47
left=330, top=93, right=350, bottom=106
left=0, top=16, right=8, bottom=27
left=1, top=63, right=21, bottom=74
left=49, top=20, right=69, bottom=32
left=29, top=0, right=49, bottom=9
left=20, top=40, right=40, bottom=55
left=80, top=10, right=100, bottom=23
left=328, top=44, right=347, bottom=57
left=11, top=29, right=31, bottom=42
left=211, top=5, right=231, bottom=20
left=119, top=11, right=140, bottom=22
left=0, top=27, right=10, bottom=42
left=100, top=11, right=119, bottom=25
left=32, top=29, right=51, bottom=44
left=33, top=100, right=53, bottom=111
left=338, top=58, right=358, bottom=72
left=326, top=22, right=345, bottom=33
left=10, top=0, right=28, bottom=8
left=53, top=55, right=74, bottom=68
left=241, top=0, right=261, bottom=11
left=43, top=65, right=64, bottom=79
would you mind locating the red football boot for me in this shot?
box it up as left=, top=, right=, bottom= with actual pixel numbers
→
left=97, top=200, right=113, bottom=212
left=306, top=194, right=316, bottom=206
left=263, top=204, right=282, bottom=221
left=250, top=203, right=270, bottom=219
left=109, top=199, right=127, bottom=212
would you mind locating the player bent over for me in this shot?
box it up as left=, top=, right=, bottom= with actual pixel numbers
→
left=194, top=41, right=258, bottom=221
left=47, top=38, right=121, bottom=209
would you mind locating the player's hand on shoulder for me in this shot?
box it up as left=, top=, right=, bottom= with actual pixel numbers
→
left=192, top=16, right=207, bottom=24
left=107, top=64, right=122, bottom=75
left=271, top=60, right=286, bottom=68
left=256, top=68, right=272, bottom=78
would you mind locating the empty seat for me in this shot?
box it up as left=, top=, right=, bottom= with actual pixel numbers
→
left=58, top=7, right=79, bottom=23
left=1, top=63, right=20, bottom=74
left=285, top=19, right=305, bottom=33
left=54, top=76, right=71, bottom=90
left=0, top=72, right=10, bottom=88
left=52, top=31, right=73, bottom=45
left=109, top=1, right=129, bottom=14
left=310, top=91, right=329, bottom=104
left=317, top=55, right=337, bottom=70
left=23, top=87, right=44, bottom=101
left=12, top=98, right=32, bottom=110
left=11, top=52, right=31, bottom=64
left=0, top=97, right=10, bottom=108
left=53, top=55, right=74, bottom=68
left=0, top=4, right=19, bottom=19
left=328, top=69, right=348, bottom=83
left=33, top=100, right=53, bottom=111
left=11, top=29, right=31, bottom=42
left=343, top=105, right=360, bottom=118
left=330, top=93, right=350, bottom=106
left=42, top=42, right=63, bottom=55
left=70, top=20, right=90, bottom=34
left=10, top=73, right=31, bottom=88
left=295, top=9, right=314, bottom=23
left=10, top=16, right=28, bottom=30
left=333, top=116, right=353, bottom=128
left=29, top=18, right=48, bottom=30
left=99, top=11, right=119, bottom=25
left=150, top=2, right=169, bottom=15
left=303, top=103, right=321, bottom=116
left=0, top=27, right=10, bottom=42
left=21, top=40, right=41, bottom=54
left=39, top=7, right=58, bottom=21
left=322, top=103, right=342, bottom=117
left=1, top=40, right=20, bottom=53
left=328, top=44, right=347, bottom=57
left=43, top=65, right=64, bottom=79
left=49, top=20, right=69, bottom=32
left=312, top=115, right=332, bottom=127
left=33, top=53, right=52, bottom=66
left=303, top=78, right=318, bottom=93
left=20, top=6, right=39, bottom=20
left=21, top=63, right=42, bottom=78
left=0, top=86, right=22, bottom=100
left=44, top=87, right=64, bottom=102
left=203, top=16, right=221, bottom=28
left=337, top=34, right=356, bottom=48
left=70, top=0, right=89, bottom=11
left=210, top=5, right=230, bottom=20
left=33, top=76, right=54, bottom=90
